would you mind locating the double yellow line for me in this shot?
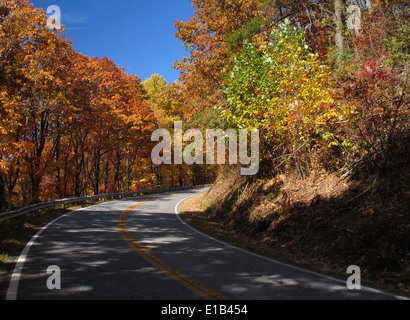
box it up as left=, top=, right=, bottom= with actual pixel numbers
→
left=117, top=196, right=229, bottom=300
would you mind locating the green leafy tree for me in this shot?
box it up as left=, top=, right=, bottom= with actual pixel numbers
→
left=221, top=20, right=351, bottom=158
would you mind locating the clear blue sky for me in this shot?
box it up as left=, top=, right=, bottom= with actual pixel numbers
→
left=31, top=0, right=195, bottom=83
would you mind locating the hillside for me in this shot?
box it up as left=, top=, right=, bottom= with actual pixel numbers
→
left=181, top=139, right=410, bottom=296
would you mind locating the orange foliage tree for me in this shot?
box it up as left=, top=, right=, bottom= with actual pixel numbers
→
left=0, top=0, right=156, bottom=210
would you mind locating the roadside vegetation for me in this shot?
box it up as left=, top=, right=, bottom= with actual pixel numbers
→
left=180, top=149, right=409, bottom=296
left=1, top=0, right=408, bottom=297
left=176, top=0, right=409, bottom=296
left=0, top=201, right=103, bottom=272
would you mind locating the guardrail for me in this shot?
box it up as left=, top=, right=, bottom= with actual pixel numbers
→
left=0, top=185, right=211, bottom=223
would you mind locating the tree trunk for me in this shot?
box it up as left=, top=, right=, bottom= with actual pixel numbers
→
left=6, top=161, right=19, bottom=209
left=29, top=109, right=49, bottom=203
left=93, top=149, right=101, bottom=195
left=0, top=172, right=7, bottom=211
left=104, top=153, right=110, bottom=194
left=114, top=150, right=121, bottom=192
left=334, top=0, right=345, bottom=59
left=54, top=131, right=61, bottom=198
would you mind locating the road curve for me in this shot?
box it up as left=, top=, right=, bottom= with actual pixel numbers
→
left=6, top=188, right=407, bottom=300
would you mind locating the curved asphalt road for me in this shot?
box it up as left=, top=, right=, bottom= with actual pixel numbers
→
left=6, top=188, right=407, bottom=300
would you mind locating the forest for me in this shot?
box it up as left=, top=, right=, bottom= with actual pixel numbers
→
left=166, top=0, right=409, bottom=291
left=1, top=0, right=408, bottom=210
left=0, top=0, right=409, bottom=290
left=175, top=0, right=410, bottom=292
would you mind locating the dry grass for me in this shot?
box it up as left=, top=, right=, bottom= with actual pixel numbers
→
left=179, top=158, right=410, bottom=297
left=179, top=194, right=207, bottom=214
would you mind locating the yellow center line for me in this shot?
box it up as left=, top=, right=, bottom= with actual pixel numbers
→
left=117, top=196, right=230, bottom=301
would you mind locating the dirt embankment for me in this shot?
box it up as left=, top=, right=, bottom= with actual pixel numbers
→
left=180, top=149, right=410, bottom=296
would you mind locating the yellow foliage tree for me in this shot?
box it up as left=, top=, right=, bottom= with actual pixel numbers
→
left=222, top=20, right=352, bottom=158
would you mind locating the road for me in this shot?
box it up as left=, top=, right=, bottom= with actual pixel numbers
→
left=5, top=188, right=407, bottom=300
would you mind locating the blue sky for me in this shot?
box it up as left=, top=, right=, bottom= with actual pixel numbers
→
left=31, top=0, right=195, bottom=83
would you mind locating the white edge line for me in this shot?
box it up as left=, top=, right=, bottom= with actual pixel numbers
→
left=5, top=207, right=89, bottom=300
left=4, top=194, right=168, bottom=300
left=6, top=190, right=407, bottom=300
left=4, top=192, right=189, bottom=300
left=4, top=192, right=200, bottom=300
left=174, top=194, right=409, bottom=300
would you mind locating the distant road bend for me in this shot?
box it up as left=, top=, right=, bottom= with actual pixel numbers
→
left=6, top=188, right=408, bottom=300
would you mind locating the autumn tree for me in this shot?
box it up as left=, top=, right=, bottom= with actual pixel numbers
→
left=222, top=20, right=352, bottom=170
left=171, top=0, right=408, bottom=183
left=144, top=74, right=169, bottom=127
left=174, top=0, right=264, bottom=115
left=336, top=2, right=409, bottom=175
left=0, top=0, right=157, bottom=209
left=0, top=0, right=72, bottom=205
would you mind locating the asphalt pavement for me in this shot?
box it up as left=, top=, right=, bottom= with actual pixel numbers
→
left=4, top=188, right=407, bottom=300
